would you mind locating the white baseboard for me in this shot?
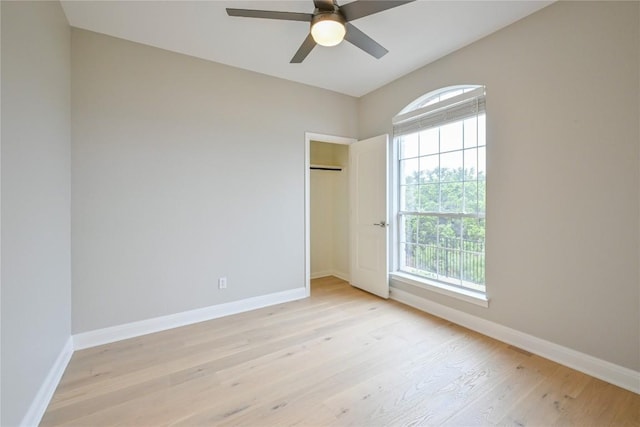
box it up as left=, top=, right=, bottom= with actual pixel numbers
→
left=331, top=270, right=350, bottom=282
left=390, top=287, right=640, bottom=395
left=73, top=287, right=307, bottom=350
left=310, top=270, right=350, bottom=281
left=21, top=336, right=73, bottom=427
left=310, top=270, right=333, bottom=279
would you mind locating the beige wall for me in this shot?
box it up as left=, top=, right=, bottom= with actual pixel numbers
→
left=71, top=29, right=358, bottom=333
left=310, top=169, right=334, bottom=276
left=310, top=142, right=349, bottom=279
left=310, top=140, right=349, bottom=166
left=359, top=1, right=640, bottom=371
left=1, top=2, right=72, bottom=425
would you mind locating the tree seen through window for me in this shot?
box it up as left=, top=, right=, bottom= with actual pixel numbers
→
left=395, top=86, right=486, bottom=292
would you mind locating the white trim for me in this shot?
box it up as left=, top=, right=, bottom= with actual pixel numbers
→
left=21, top=337, right=74, bottom=427
left=390, top=287, right=640, bottom=395
left=391, top=272, right=489, bottom=307
left=310, top=270, right=334, bottom=279
left=305, top=134, right=311, bottom=297
left=330, top=270, right=350, bottom=282
left=310, top=270, right=350, bottom=282
left=305, top=132, right=356, bottom=146
left=73, top=287, right=307, bottom=350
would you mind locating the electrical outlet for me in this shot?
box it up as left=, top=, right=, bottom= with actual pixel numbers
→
left=218, top=277, right=227, bottom=289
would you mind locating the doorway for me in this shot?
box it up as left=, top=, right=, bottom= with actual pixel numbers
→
left=304, top=132, right=356, bottom=296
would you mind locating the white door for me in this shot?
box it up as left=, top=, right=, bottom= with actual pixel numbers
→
left=349, top=134, right=389, bottom=298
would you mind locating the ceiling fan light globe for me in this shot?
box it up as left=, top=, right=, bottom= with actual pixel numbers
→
left=311, top=15, right=346, bottom=47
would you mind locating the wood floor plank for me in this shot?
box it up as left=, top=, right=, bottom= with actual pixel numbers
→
left=41, top=277, right=640, bottom=426
left=493, top=363, right=593, bottom=426
left=63, top=293, right=365, bottom=382
left=554, top=378, right=640, bottom=426
left=323, top=335, right=506, bottom=426
left=51, top=296, right=379, bottom=409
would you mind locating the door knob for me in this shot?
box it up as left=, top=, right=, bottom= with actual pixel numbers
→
left=373, top=221, right=388, bottom=227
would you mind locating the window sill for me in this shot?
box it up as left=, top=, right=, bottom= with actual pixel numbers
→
left=390, top=272, right=489, bottom=308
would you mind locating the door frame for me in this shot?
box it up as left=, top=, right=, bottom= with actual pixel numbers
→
left=304, top=132, right=357, bottom=297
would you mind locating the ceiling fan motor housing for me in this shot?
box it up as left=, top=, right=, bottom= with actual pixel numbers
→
left=310, top=11, right=347, bottom=47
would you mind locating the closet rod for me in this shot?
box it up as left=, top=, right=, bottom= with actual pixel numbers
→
left=310, top=166, right=342, bottom=171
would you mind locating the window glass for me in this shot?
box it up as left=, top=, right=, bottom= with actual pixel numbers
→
left=395, top=85, right=486, bottom=293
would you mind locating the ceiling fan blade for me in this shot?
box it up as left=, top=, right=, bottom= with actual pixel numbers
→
left=290, top=33, right=317, bottom=63
left=313, top=0, right=335, bottom=11
left=344, top=23, right=388, bottom=59
left=226, top=9, right=313, bottom=22
left=339, top=0, right=415, bottom=22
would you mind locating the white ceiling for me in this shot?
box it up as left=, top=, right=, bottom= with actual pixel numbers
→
left=60, top=0, right=552, bottom=97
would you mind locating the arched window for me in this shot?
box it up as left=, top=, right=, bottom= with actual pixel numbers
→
left=392, top=85, right=486, bottom=299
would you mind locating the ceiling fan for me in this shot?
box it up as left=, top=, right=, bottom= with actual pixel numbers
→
left=226, top=0, right=415, bottom=63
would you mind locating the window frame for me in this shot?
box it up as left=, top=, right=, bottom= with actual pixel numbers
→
left=391, top=85, right=489, bottom=307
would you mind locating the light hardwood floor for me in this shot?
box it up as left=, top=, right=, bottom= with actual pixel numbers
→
left=42, top=277, right=639, bottom=426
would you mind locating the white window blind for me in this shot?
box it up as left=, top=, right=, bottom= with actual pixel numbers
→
left=393, top=87, right=486, bottom=137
